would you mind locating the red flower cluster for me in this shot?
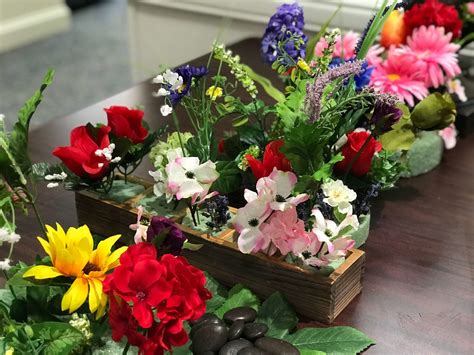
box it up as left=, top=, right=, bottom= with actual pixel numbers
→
left=53, top=106, right=148, bottom=180
left=336, top=131, right=382, bottom=177
left=404, top=0, right=463, bottom=39
left=104, top=242, right=211, bottom=355
left=53, top=125, right=112, bottom=179
left=246, top=140, right=292, bottom=180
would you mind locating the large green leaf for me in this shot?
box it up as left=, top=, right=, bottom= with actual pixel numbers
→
left=379, top=105, right=416, bottom=151
left=410, top=92, right=456, bottom=130
left=313, top=153, right=344, bottom=182
left=276, top=79, right=310, bottom=132
left=214, top=284, right=260, bottom=318
left=242, top=64, right=285, bottom=103
left=255, top=292, right=298, bottom=339
left=284, top=326, right=375, bottom=355
left=30, top=322, right=84, bottom=355
left=210, top=161, right=242, bottom=194
left=205, top=272, right=228, bottom=313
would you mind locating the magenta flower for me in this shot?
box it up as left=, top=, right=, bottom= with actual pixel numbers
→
left=370, top=49, right=428, bottom=106
left=396, top=25, right=461, bottom=89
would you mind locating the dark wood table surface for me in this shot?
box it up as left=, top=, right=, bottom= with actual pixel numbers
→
left=7, top=39, right=474, bottom=354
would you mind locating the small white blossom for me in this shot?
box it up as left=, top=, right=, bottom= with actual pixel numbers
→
left=160, top=105, right=173, bottom=117
left=321, top=179, right=357, bottom=215
left=0, top=228, right=21, bottom=244
left=69, top=313, right=93, bottom=341
left=45, top=172, right=67, bottom=181
left=95, top=143, right=117, bottom=161
left=162, top=69, right=183, bottom=91
left=110, top=157, right=121, bottom=163
left=152, top=74, right=164, bottom=84
left=0, top=258, right=11, bottom=271
left=155, top=88, right=170, bottom=97
left=47, top=182, right=59, bottom=188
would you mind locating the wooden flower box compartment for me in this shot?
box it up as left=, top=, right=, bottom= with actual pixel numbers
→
left=75, top=176, right=366, bottom=324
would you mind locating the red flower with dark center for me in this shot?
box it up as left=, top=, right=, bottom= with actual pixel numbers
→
left=108, top=295, right=147, bottom=347
left=53, top=125, right=111, bottom=179
left=246, top=140, right=292, bottom=180
left=336, top=131, right=382, bottom=177
left=105, top=106, right=148, bottom=144
left=404, top=0, right=462, bottom=39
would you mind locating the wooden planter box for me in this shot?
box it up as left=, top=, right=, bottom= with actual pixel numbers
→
left=75, top=176, right=366, bottom=324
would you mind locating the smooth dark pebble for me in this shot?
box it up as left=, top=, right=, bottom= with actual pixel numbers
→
left=190, top=313, right=220, bottom=326
left=223, top=307, right=257, bottom=324
left=242, top=323, right=268, bottom=341
left=255, top=337, right=300, bottom=355
left=191, top=314, right=225, bottom=337
left=196, top=352, right=215, bottom=355
left=228, top=320, right=245, bottom=340
left=192, top=324, right=228, bottom=353
left=237, top=347, right=266, bottom=355
left=218, top=339, right=253, bottom=355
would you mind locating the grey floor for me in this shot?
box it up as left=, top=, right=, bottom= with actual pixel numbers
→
left=0, top=0, right=132, bottom=130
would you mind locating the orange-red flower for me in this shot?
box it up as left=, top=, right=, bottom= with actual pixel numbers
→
left=246, top=140, right=292, bottom=180
left=380, top=10, right=407, bottom=48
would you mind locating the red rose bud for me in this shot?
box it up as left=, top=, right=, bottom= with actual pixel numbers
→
left=53, top=125, right=111, bottom=180
left=105, top=106, right=148, bottom=144
left=246, top=139, right=292, bottom=180
left=404, top=0, right=462, bottom=39
left=336, top=131, right=382, bottom=177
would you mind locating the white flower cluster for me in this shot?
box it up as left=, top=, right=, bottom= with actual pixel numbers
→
left=95, top=143, right=121, bottom=165
left=152, top=69, right=184, bottom=117
left=0, top=227, right=21, bottom=271
left=69, top=313, right=93, bottom=341
left=45, top=171, right=67, bottom=189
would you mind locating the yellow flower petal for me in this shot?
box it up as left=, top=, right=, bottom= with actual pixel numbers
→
left=37, top=237, right=52, bottom=259
left=90, top=234, right=121, bottom=269
left=61, top=277, right=89, bottom=313
left=104, top=246, right=128, bottom=271
left=95, top=292, right=108, bottom=320
left=23, top=265, right=63, bottom=280
left=87, top=277, right=103, bottom=313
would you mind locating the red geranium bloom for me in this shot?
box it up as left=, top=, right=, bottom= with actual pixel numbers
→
left=105, top=106, right=148, bottom=144
left=336, top=131, right=382, bottom=177
left=404, top=0, right=462, bottom=39
left=246, top=140, right=292, bottom=180
left=146, top=320, right=188, bottom=354
left=108, top=295, right=147, bottom=347
left=53, top=125, right=111, bottom=179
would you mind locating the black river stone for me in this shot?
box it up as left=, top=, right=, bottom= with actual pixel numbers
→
left=255, top=337, right=300, bottom=354
left=228, top=320, right=245, bottom=340
left=223, top=307, right=257, bottom=324
left=237, top=347, right=266, bottom=355
left=242, top=323, right=268, bottom=341
left=218, top=339, right=253, bottom=355
left=191, top=314, right=225, bottom=337
left=192, top=324, right=228, bottom=353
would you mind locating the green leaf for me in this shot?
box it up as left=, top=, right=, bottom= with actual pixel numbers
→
left=204, top=272, right=228, bottom=313
left=300, top=350, right=326, bottom=355
left=313, top=154, right=344, bottom=182
left=255, top=292, right=298, bottom=339
left=30, top=322, right=84, bottom=355
left=242, top=64, right=285, bottom=103
left=276, top=79, right=310, bottom=132
left=379, top=105, right=416, bottom=151
left=236, top=124, right=266, bottom=148
left=284, top=326, right=375, bottom=355
left=410, top=92, right=456, bottom=130
left=211, top=161, right=242, bottom=194
left=214, top=284, right=260, bottom=318
left=305, top=6, right=341, bottom=62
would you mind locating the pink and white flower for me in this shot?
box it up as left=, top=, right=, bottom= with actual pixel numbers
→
left=370, top=48, right=428, bottom=106
left=129, top=206, right=148, bottom=244
left=468, top=2, right=474, bottom=15
left=166, top=157, right=219, bottom=204
left=315, top=31, right=359, bottom=60
left=439, top=124, right=457, bottom=150
left=395, top=26, right=461, bottom=88
left=447, top=79, right=467, bottom=102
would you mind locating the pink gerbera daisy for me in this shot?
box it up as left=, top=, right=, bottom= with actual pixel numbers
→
left=315, top=31, right=360, bottom=60
left=396, top=25, right=461, bottom=88
left=370, top=49, right=428, bottom=107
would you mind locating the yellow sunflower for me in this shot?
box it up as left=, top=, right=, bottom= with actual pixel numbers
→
left=23, top=224, right=127, bottom=318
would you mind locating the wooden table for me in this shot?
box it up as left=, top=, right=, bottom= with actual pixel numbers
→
left=9, top=39, right=474, bottom=354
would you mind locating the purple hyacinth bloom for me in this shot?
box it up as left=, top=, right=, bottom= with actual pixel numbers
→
left=371, top=99, right=403, bottom=133
left=261, top=3, right=307, bottom=64
left=169, top=65, right=208, bottom=105
left=147, top=216, right=186, bottom=255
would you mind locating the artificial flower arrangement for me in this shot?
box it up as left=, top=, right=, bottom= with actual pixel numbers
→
left=0, top=71, right=376, bottom=354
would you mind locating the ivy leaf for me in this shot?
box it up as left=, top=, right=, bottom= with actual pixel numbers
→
left=30, top=322, right=84, bottom=355
left=313, top=154, right=344, bottom=182
left=205, top=272, right=228, bottom=313
left=214, top=284, right=260, bottom=318
left=255, top=292, right=298, bottom=339
left=284, top=326, right=375, bottom=355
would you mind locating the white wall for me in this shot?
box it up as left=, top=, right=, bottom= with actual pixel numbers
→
left=0, top=0, right=71, bottom=53
left=127, top=0, right=380, bottom=82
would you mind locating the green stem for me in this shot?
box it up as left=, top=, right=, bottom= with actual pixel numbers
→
left=30, top=200, right=46, bottom=235
left=122, top=342, right=130, bottom=355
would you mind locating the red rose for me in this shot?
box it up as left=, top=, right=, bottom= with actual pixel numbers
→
left=404, top=0, right=462, bottom=39
left=53, top=125, right=111, bottom=179
left=246, top=140, right=292, bottom=180
left=105, top=106, right=148, bottom=144
left=336, top=131, right=382, bottom=177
